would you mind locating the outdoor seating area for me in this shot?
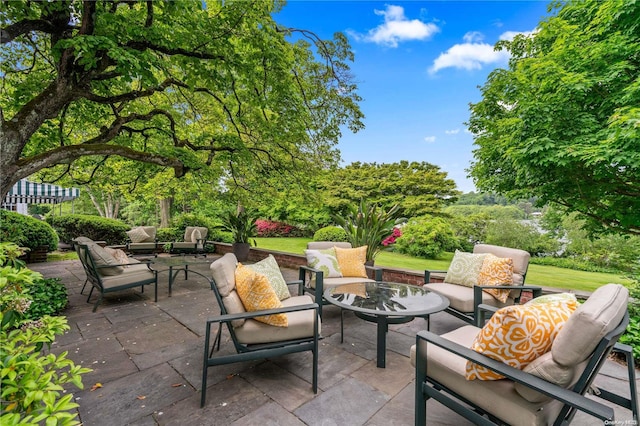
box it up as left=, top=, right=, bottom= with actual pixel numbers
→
left=29, top=256, right=638, bottom=426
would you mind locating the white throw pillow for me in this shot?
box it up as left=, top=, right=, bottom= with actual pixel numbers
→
left=305, top=248, right=343, bottom=278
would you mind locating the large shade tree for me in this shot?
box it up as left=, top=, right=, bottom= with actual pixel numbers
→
left=0, top=0, right=363, bottom=197
left=320, top=161, right=460, bottom=218
left=468, top=0, right=639, bottom=235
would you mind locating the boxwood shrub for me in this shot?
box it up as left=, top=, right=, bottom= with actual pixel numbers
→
left=46, top=214, right=129, bottom=245
left=0, top=210, right=59, bottom=251
left=313, top=226, right=348, bottom=242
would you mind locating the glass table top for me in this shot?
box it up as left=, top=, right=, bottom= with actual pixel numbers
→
left=147, top=255, right=213, bottom=268
left=324, top=282, right=449, bottom=317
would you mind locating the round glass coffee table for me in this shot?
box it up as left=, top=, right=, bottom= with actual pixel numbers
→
left=324, top=282, right=449, bottom=368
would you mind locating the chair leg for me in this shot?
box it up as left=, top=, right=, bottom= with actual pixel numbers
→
left=92, top=294, right=103, bottom=312
left=86, top=286, right=95, bottom=303
left=80, top=279, right=88, bottom=295
left=340, top=308, right=345, bottom=344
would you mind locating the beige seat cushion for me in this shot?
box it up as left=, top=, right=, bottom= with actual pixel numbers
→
left=222, top=290, right=246, bottom=328
left=410, top=326, right=566, bottom=426
left=234, top=295, right=320, bottom=345
left=426, top=282, right=510, bottom=313
left=210, top=253, right=238, bottom=297
left=183, top=226, right=208, bottom=242
left=307, top=241, right=352, bottom=250
left=127, top=242, right=157, bottom=251
left=474, top=244, right=530, bottom=286
left=100, top=265, right=155, bottom=289
left=87, top=243, right=124, bottom=276
left=310, top=277, right=376, bottom=290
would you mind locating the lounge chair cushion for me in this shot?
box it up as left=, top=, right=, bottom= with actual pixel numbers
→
left=222, top=290, right=246, bottom=328
left=427, top=282, right=510, bottom=313
left=309, top=276, right=376, bottom=289
left=235, top=264, right=287, bottom=327
left=87, top=243, right=124, bottom=276
left=335, top=245, right=368, bottom=278
left=410, top=325, right=569, bottom=426
left=105, top=247, right=132, bottom=266
left=210, top=253, right=238, bottom=297
left=305, top=247, right=343, bottom=278
left=307, top=241, right=352, bottom=250
left=466, top=300, right=577, bottom=380
left=551, top=283, right=629, bottom=365
left=477, top=254, right=514, bottom=303
left=444, top=250, right=488, bottom=287
left=127, top=226, right=151, bottom=243
left=184, top=226, right=208, bottom=243
left=99, top=264, right=155, bottom=288
left=244, top=255, right=290, bottom=300
left=474, top=244, right=530, bottom=286
left=234, top=295, right=318, bottom=344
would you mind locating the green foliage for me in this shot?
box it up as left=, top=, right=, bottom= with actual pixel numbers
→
left=468, top=0, right=640, bottom=235
left=27, top=205, right=51, bottom=216
left=218, top=210, right=258, bottom=244
left=24, top=278, right=68, bottom=320
left=156, top=227, right=181, bottom=242
left=0, top=243, right=90, bottom=425
left=0, top=210, right=59, bottom=252
left=333, top=200, right=404, bottom=262
left=444, top=204, right=525, bottom=220
left=484, top=220, right=559, bottom=256
left=320, top=161, right=460, bottom=218
left=619, top=274, right=640, bottom=364
left=46, top=214, right=129, bottom=245
left=395, top=217, right=458, bottom=259
left=313, top=226, right=349, bottom=242
left=447, top=213, right=491, bottom=252
left=2, top=1, right=363, bottom=212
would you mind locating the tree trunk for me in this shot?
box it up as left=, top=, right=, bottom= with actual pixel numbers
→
left=159, top=198, right=172, bottom=228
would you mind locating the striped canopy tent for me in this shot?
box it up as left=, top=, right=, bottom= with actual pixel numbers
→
left=3, top=179, right=80, bottom=205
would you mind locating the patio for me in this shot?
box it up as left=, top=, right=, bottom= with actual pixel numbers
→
left=30, top=256, right=638, bottom=426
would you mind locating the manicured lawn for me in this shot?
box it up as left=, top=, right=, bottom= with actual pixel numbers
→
left=254, top=237, right=632, bottom=292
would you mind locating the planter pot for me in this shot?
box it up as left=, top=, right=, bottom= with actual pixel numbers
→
left=233, top=242, right=251, bottom=262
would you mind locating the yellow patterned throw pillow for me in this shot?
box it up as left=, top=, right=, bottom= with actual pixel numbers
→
left=465, top=300, right=577, bottom=380
left=334, top=245, right=368, bottom=278
left=477, top=254, right=514, bottom=303
left=235, top=264, right=288, bottom=327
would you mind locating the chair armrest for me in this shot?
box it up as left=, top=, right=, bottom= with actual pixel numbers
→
left=415, top=331, right=615, bottom=422
left=476, top=303, right=499, bottom=325
left=365, top=265, right=383, bottom=281
left=424, top=270, right=447, bottom=283
left=206, top=303, right=320, bottom=325
left=286, top=279, right=305, bottom=296
left=473, top=285, right=542, bottom=325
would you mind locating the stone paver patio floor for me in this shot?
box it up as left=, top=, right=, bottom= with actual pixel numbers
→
left=29, top=257, right=638, bottom=426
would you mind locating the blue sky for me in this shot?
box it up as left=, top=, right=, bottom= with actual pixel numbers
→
left=276, top=1, right=552, bottom=192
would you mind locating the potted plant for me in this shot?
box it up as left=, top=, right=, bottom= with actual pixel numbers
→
left=219, top=209, right=257, bottom=261
left=333, top=200, right=405, bottom=265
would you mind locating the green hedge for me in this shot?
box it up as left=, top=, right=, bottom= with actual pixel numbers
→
left=0, top=210, right=59, bottom=251
left=313, top=226, right=348, bottom=242
left=46, top=214, right=130, bottom=245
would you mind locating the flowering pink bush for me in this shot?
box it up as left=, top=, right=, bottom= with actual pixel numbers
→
left=382, top=227, right=402, bottom=246
left=255, top=219, right=304, bottom=237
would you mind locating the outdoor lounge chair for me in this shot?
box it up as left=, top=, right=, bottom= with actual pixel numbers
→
left=412, top=283, right=634, bottom=425
left=168, top=226, right=208, bottom=256
left=125, top=226, right=159, bottom=255
left=76, top=240, right=158, bottom=312
left=424, top=243, right=542, bottom=326
left=298, top=241, right=383, bottom=319
left=201, top=253, right=320, bottom=407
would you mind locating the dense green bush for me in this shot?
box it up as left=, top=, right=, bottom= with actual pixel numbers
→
left=156, top=227, right=182, bottom=242
left=24, top=277, right=68, bottom=320
left=395, top=217, right=457, bottom=259
left=0, top=243, right=90, bottom=424
left=47, top=214, right=129, bottom=245
left=0, top=210, right=59, bottom=252
left=484, top=220, right=559, bottom=256
left=529, top=256, right=622, bottom=274
left=313, top=226, right=348, bottom=242
left=619, top=274, right=640, bottom=364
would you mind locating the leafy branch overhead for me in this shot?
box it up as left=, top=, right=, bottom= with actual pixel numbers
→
left=0, top=0, right=363, bottom=196
left=467, top=0, right=640, bottom=235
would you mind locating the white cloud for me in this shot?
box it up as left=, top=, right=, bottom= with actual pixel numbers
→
left=428, top=29, right=535, bottom=74
left=355, top=5, right=440, bottom=48
left=424, top=136, right=436, bottom=143
left=445, top=129, right=460, bottom=135
left=463, top=31, right=484, bottom=43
